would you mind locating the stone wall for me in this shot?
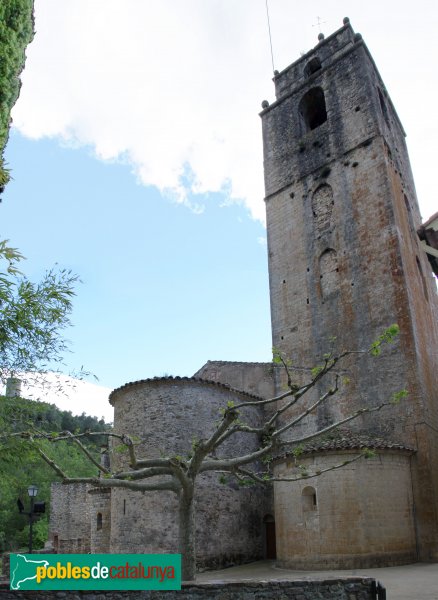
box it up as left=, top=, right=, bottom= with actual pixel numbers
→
left=0, top=578, right=380, bottom=599
left=49, top=483, right=91, bottom=554
left=109, top=378, right=272, bottom=567
left=274, top=450, right=416, bottom=568
left=89, top=488, right=111, bottom=554
left=193, top=361, right=275, bottom=400
left=261, top=18, right=438, bottom=561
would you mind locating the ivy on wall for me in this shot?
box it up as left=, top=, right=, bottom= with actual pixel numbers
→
left=0, top=0, right=35, bottom=191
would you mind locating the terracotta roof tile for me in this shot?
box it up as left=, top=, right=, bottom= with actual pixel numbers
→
left=276, top=429, right=415, bottom=460
left=109, top=375, right=264, bottom=405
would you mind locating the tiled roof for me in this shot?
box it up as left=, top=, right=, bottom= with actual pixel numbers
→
left=276, top=429, right=415, bottom=460
left=109, top=375, right=264, bottom=405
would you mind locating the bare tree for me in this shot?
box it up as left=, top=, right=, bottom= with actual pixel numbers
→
left=19, top=325, right=404, bottom=581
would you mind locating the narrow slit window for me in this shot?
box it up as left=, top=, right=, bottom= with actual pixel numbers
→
left=416, top=256, right=429, bottom=302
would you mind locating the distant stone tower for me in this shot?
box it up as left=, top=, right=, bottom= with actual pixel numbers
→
left=261, top=19, right=438, bottom=566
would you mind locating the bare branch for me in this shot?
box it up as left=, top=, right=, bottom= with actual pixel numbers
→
left=232, top=350, right=347, bottom=420
left=117, top=434, right=138, bottom=468
left=56, top=430, right=110, bottom=475
left=233, top=467, right=269, bottom=486
left=232, top=387, right=295, bottom=410
left=114, top=465, right=175, bottom=480
left=188, top=407, right=240, bottom=476
left=282, top=400, right=393, bottom=447
left=32, top=438, right=69, bottom=479
left=273, top=376, right=339, bottom=439
left=134, top=457, right=177, bottom=468
left=60, top=477, right=180, bottom=493
left=270, top=453, right=365, bottom=482
left=200, top=442, right=276, bottom=473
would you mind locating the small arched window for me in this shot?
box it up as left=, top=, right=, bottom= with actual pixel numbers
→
left=304, top=57, right=322, bottom=78
left=299, top=87, right=327, bottom=131
left=97, top=512, right=103, bottom=531
left=302, top=486, right=317, bottom=511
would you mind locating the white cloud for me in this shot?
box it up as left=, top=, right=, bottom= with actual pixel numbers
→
left=12, top=0, right=438, bottom=222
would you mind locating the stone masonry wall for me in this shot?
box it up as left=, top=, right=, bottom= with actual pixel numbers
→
left=89, top=488, right=111, bottom=554
left=274, top=450, right=416, bottom=569
left=0, top=578, right=379, bottom=600
left=109, top=378, right=271, bottom=568
left=49, top=483, right=91, bottom=554
left=261, top=19, right=438, bottom=561
left=193, top=361, right=275, bottom=400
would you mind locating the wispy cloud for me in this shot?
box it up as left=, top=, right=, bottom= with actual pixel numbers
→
left=12, top=0, right=438, bottom=221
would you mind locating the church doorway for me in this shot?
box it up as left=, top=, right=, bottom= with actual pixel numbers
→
left=263, top=514, right=276, bottom=559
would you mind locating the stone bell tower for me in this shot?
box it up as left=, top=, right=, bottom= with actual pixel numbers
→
left=261, top=18, right=438, bottom=564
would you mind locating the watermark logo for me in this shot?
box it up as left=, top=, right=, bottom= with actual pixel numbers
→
left=10, top=554, right=181, bottom=590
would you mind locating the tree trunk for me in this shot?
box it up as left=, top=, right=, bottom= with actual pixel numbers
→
left=178, top=484, right=196, bottom=581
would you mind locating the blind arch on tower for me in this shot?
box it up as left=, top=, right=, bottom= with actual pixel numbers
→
left=319, top=248, right=339, bottom=300
left=312, top=184, right=334, bottom=233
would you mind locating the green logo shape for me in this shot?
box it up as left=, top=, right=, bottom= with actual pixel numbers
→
left=10, top=554, right=181, bottom=590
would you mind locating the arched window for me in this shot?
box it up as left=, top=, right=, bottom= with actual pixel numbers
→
left=299, top=87, right=327, bottom=131
left=302, top=486, right=317, bottom=511
left=304, top=57, right=322, bottom=78
left=97, top=512, right=103, bottom=531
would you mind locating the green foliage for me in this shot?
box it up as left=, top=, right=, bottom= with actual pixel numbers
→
left=391, top=389, right=408, bottom=404
left=311, top=365, right=323, bottom=378
left=237, top=478, right=254, bottom=487
left=272, top=347, right=291, bottom=367
left=370, top=324, right=400, bottom=356
left=291, top=445, right=303, bottom=458
left=298, top=466, right=309, bottom=478
left=272, top=347, right=282, bottom=365
left=0, top=158, right=10, bottom=188
left=0, top=0, right=35, bottom=189
left=0, top=240, right=79, bottom=382
left=362, top=448, right=376, bottom=459
left=0, top=394, right=110, bottom=552
left=261, top=453, right=272, bottom=464
left=15, top=518, right=48, bottom=551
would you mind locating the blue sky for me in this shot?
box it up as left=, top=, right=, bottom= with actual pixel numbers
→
left=1, top=1, right=437, bottom=420
left=2, top=132, right=271, bottom=388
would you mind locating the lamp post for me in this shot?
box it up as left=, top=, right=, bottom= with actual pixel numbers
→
left=27, top=484, right=38, bottom=554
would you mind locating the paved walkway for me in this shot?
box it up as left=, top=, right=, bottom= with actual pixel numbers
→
left=198, top=560, right=438, bottom=599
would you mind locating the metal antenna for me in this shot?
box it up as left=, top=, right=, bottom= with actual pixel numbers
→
left=265, top=0, right=275, bottom=74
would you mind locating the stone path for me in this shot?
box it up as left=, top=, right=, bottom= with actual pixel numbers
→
left=198, top=560, right=438, bottom=600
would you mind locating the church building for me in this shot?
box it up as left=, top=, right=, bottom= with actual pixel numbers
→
left=50, top=18, right=438, bottom=570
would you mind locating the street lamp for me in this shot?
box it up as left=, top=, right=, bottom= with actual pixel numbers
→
left=17, top=485, right=45, bottom=553
left=27, top=484, right=38, bottom=554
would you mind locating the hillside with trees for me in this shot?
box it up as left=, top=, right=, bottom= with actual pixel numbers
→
left=0, top=394, right=110, bottom=552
